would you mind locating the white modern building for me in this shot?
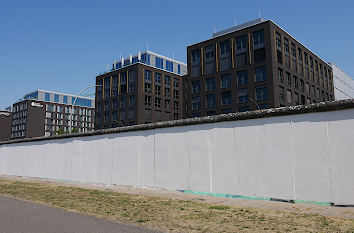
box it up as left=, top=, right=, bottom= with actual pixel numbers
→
left=329, top=62, right=354, bottom=100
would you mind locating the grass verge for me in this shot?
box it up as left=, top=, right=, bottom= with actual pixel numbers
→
left=0, top=178, right=353, bottom=232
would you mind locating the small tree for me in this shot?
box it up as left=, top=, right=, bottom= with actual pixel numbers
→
left=71, top=128, right=79, bottom=133
left=56, top=127, right=66, bottom=135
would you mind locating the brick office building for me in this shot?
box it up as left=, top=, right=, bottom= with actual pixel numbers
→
left=0, top=110, right=12, bottom=141
left=185, top=18, right=334, bottom=117
left=11, top=90, right=95, bottom=140
left=95, top=51, right=187, bottom=129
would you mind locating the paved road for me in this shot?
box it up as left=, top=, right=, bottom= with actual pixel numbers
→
left=0, top=196, right=158, bottom=233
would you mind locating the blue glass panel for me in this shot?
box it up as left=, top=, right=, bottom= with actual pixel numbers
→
left=141, top=54, right=146, bottom=63
left=63, top=96, right=68, bottom=104
left=54, top=94, right=59, bottom=103
left=147, top=54, right=150, bottom=65
left=45, top=93, right=50, bottom=101
left=178, top=65, right=181, bottom=74
left=24, top=91, right=38, bottom=100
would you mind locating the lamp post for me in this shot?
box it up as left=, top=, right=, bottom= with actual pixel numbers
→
left=112, top=120, right=124, bottom=127
left=249, top=97, right=260, bottom=110
left=69, top=85, right=102, bottom=133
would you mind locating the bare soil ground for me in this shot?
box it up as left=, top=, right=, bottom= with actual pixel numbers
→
left=0, top=175, right=353, bottom=232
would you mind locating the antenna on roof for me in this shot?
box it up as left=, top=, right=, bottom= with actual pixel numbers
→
left=146, top=42, right=149, bottom=52
left=173, top=52, right=175, bottom=60
left=258, top=10, right=262, bottom=18
left=213, top=26, right=216, bottom=33
left=107, top=64, right=109, bottom=72
left=119, top=53, right=122, bottom=59
left=234, top=19, right=237, bottom=26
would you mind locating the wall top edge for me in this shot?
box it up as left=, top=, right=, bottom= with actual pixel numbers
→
left=1, top=99, right=354, bottom=145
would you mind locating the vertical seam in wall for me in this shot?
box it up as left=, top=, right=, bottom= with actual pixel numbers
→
left=326, top=121, right=334, bottom=203
left=290, top=118, right=296, bottom=200
left=110, top=137, right=114, bottom=186
left=153, top=129, right=156, bottom=187
left=208, top=128, right=213, bottom=193
left=187, top=131, right=191, bottom=190
left=137, top=135, right=141, bottom=187
left=79, top=139, right=82, bottom=182
left=233, top=126, right=238, bottom=188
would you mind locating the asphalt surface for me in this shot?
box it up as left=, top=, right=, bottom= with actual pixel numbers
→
left=0, top=195, right=158, bottom=233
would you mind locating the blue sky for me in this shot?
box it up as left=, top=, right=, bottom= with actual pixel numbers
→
left=1, top=0, right=353, bottom=109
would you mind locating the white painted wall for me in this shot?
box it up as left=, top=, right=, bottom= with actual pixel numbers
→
left=330, top=62, right=354, bottom=100
left=1, top=109, right=354, bottom=205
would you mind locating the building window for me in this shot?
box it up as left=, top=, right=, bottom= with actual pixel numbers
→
left=145, top=70, right=152, bottom=82
left=155, top=85, right=161, bottom=95
left=192, top=96, right=201, bottom=110
left=165, top=100, right=170, bottom=110
left=174, top=113, right=179, bottom=120
left=206, top=94, right=215, bottom=108
left=173, top=78, right=179, bottom=89
left=278, top=68, right=283, bottom=83
left=112, top=111, right=118, bottom=121
left=145, top=83, right=152, bottom=93
left=173, top=90, right=179, bottom=99
left=45, top=93, right=50, bottom=101
left=129, top=70, right=136, bottom=93
left=166, top=60, right=173, bottom=72
left=155, top=98, right=161, bottom=108
left=112, top=99, right=118, bottom=109
left=155, top=73, right=161, bottom=84
left=120, top=72, right=127, bottom=94
left=276, top=32, right=282, bottom=64
left=129, top=95, right=135, bottom=106
left=286, top=72, right=291, bottom=86
left=221, top=73, right=231, bottom=88
left=165, top=87, right=170, bottom=97
left=219, top=41, right=230, bottom=71
left=253, top=30, right=264, bottom=47
left=293, top=76, right=298, bottom=89
left=54, top=94, right=59, bottom=103
left=174, top=101, right=179, bottom=111
left=255, top=86, right=268, bottom=101
left=300, top=79, right=305, bottom=92
left=192, top=80, right=201, bottom=94
left=164, top=76, right=170, bottom=86
left=191, top=49, right=201, bottom=77
left=294, top=92, right=299, bottom=105
left=104, top=101, right=110, bottom=111
left=253, top=30, right=265, bottom=62
left=205, top=45, right=215, bottom=75
left=221, top=91, right=231, bottom=106
left=206, top=77, right=215, bottom=91
left=63, top=96, right=68, bottom=104
left=279, top=86, right=285, bottom=102
left=145, top=96, right=151, bottom=106
left=237, top=70, right=248, bottom=85
left=155, top=57, right=164, bottom=69
left=220, top=40, right=230, bottom=55
left=238, top=89, right=248, bottom=104
left=305, top=82, right=310, bottom=94
left=120, top=97, right=126, bottom=107
left=255, top=66, right=266, bottom=82
left=286, top=90, right=292, bottom=103
left=236, top=35, right=247, bottom=51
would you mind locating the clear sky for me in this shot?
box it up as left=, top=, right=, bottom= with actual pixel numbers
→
left=1, top=0, right=353, bottom=109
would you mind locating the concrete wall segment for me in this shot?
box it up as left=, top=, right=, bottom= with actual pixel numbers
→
left=0, top=101, right=354, bottom=205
